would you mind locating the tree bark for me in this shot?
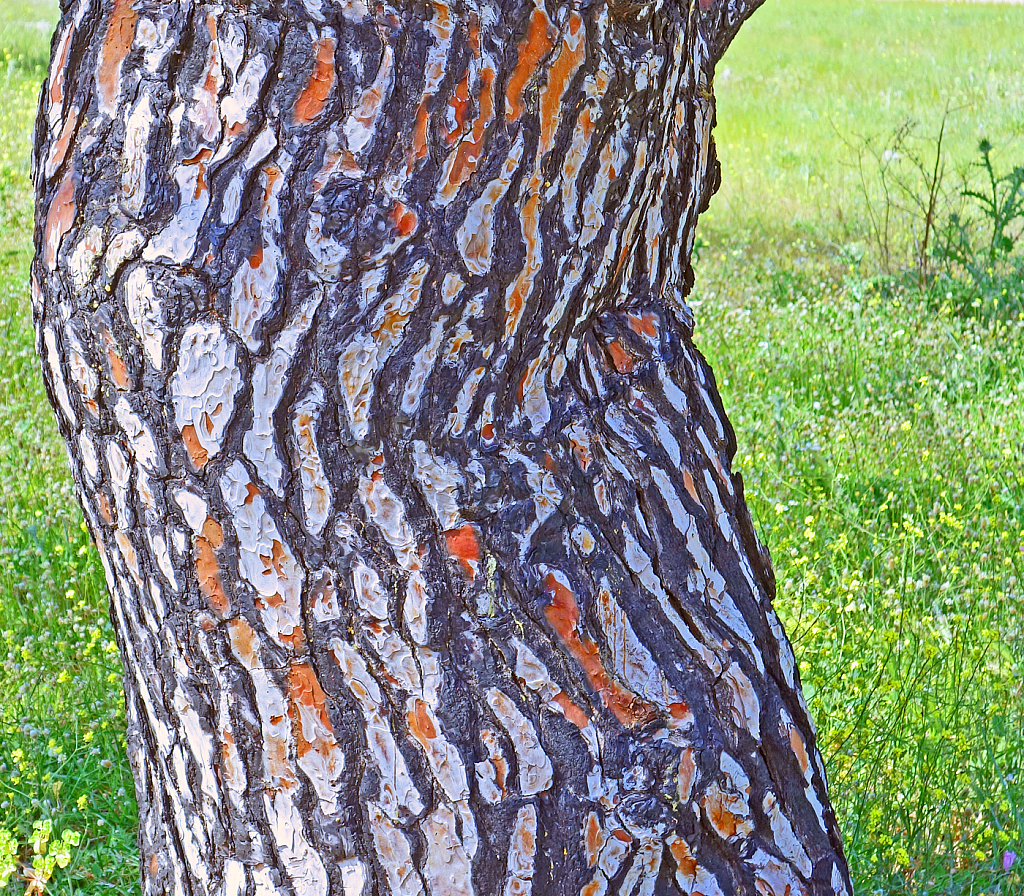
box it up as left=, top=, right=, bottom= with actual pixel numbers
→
left=31, top=0, right=851, bottom=893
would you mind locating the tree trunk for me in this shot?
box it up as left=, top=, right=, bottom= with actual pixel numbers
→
left=31, top=0, right=851, bottom=893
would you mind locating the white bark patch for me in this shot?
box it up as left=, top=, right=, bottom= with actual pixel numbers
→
left=222, top=127, right=278, bottom=225
left=597, top=824, right=632, bottom=881
left=121, top=95, right=153, bottom=215
left=455, top=136, right=524, bottom=276
left=143, top=150, right=211, bottom=264
left=339, top=859, right=367, bottom=896
left=503, top=804, right=538, bottom=896
left=518, top=353, right=551, bottom=433
left=65, top=328, right=98, bottom=418
left=358, top=463, right=420, bottom=572
left=618, top=833, right=663, bottom=896
left=230, top=161, right=288, bottom=350
left=78, top=431, right=99, bottom=480
left=485, top=688, right=552, bottom=796
left=411, top=440, right=464, bottom=531
left=447, top=366, right=485, bottom=437
left=368, top=804, right=425, bottom=896
left=667, top=835, right=725, bottom=896
left=103, top=228, right=145, bottom=279
left=289, top=662, right=345, bottom=811
left=340, top=260, right=429, bottom=440
left=406, top=696, right=470, bottom=802
left=344, top=45, right=394, bottom=156
left=329, top=638, right=424, bottom=817
left=66, top=225, right=104, bottom=293
left=310, top=569, right=340, bottom=622
left=227, top=619, right=329, bottom=896
left=223, top=858, right=246, bottom=896
left=762, top=791, right=813, bottom=878
left=422, top=804, right=474, bottom=896
left=147, top=529, right=178, bottom=592
left=352, top=562, right=389, bottom=619
left=700, top=751, right=754, bottom=842
left=401, top=318, right=447, bottom=415
left=595, top=579, right=691, bottom=726
left=221, top=462, right=305, bottom=648
left=292, top=384, right=332, bottom=535
left=171, top=685, right=218, bottom=802
left=171, top=320, right=241, bottom=464
left=217, top=52, right=270, bottom=154
left=305, top=210, right=349, bottom=280
left=475, top=727, right=509, bottom=804
left=722, top=662, right=761, bottom=741
left=135, top=17, right=172, bottom=74
left=173, top=489, right=208, bottom=533
left=243, top=289, right=323, bottom=495
left=749, top=848, right=807, bottom=896
left=105, top=440, right=130, bottom=524
left=123, top=266, right=164, bottom=369
left=43, top=327, right=76, bottom=428
left=832, top=864, right=850, bottom=896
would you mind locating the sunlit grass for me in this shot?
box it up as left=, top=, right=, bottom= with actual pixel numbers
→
left=696, top=1, right=1024, bottom=891
left=0, top=3, right=138, bottom=893
left=707, top=0, right=1024, bottom=243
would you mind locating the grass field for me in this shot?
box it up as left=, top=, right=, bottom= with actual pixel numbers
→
left=0, top=0, right=1022, bottom=893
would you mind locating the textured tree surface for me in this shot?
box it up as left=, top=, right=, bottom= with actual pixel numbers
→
left=31, top=0, right=852, bottom=893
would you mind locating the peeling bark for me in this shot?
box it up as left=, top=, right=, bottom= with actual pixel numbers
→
left=32, top=0, right=852, bottom=893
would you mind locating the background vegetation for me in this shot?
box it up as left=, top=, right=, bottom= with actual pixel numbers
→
left=0, top=0, right=1021, bottom=893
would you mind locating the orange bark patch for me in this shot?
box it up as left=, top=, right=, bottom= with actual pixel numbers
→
left=96, top=0, right=138, bottom=117
left=445, top=524, right=481, bottom=580
left=668, top=837, right=699, bottom=880
left=444, top=69, right=471, bottom=145
left=789, top=725, right=810, bottom=777
left=607, top=339, right=635, bottom=374
left=196, top=517, right=229, bottom=616
left=682, top=468, right=700, bottom=505
left=677, top=746, right=696, bottom=801
left=407, top=697, right=437, bottom=741
left=293, top=37, right=336, bottom=125
left=703, top=788, right=740, bottom=839
left=441, top=65, right=497, bottom=200
left=553, top=692, right=589, bottom=729
left=411, top=101, right=431, bottom=163
left=96, top=490, right=113, bottom=525
left=180, top=424, right=209, bottom=469
left=627, top=312, right=659, bottom=339
left=43, top=170, right=77, bottom=270
left=539, top=13, right=584, bottom=153
left=505, top=8, right=557, bottom=122
left=287, top=662, right=336, bottom=754
left=45, top=106, right=80, bottom=179
left=542, top=572, right=657, bottom=727
left=390, top=201, right=418, bottom=237
left=584, top=812, right=603, bottom=867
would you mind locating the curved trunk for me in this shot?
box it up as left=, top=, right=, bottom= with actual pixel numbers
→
left=32, top=0, right=851, bottom=893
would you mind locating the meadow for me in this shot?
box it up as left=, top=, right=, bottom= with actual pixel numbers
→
left=0, top=0, right=1021, bottom=893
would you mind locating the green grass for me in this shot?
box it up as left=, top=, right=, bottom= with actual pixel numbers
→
left=707, top=0, right=1024, bottom=245
left=694, top=0, right=1024, bottom=892
left=0, top=0, right=1022, bottom=894
left=0, top=3, right=139, bottom=893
